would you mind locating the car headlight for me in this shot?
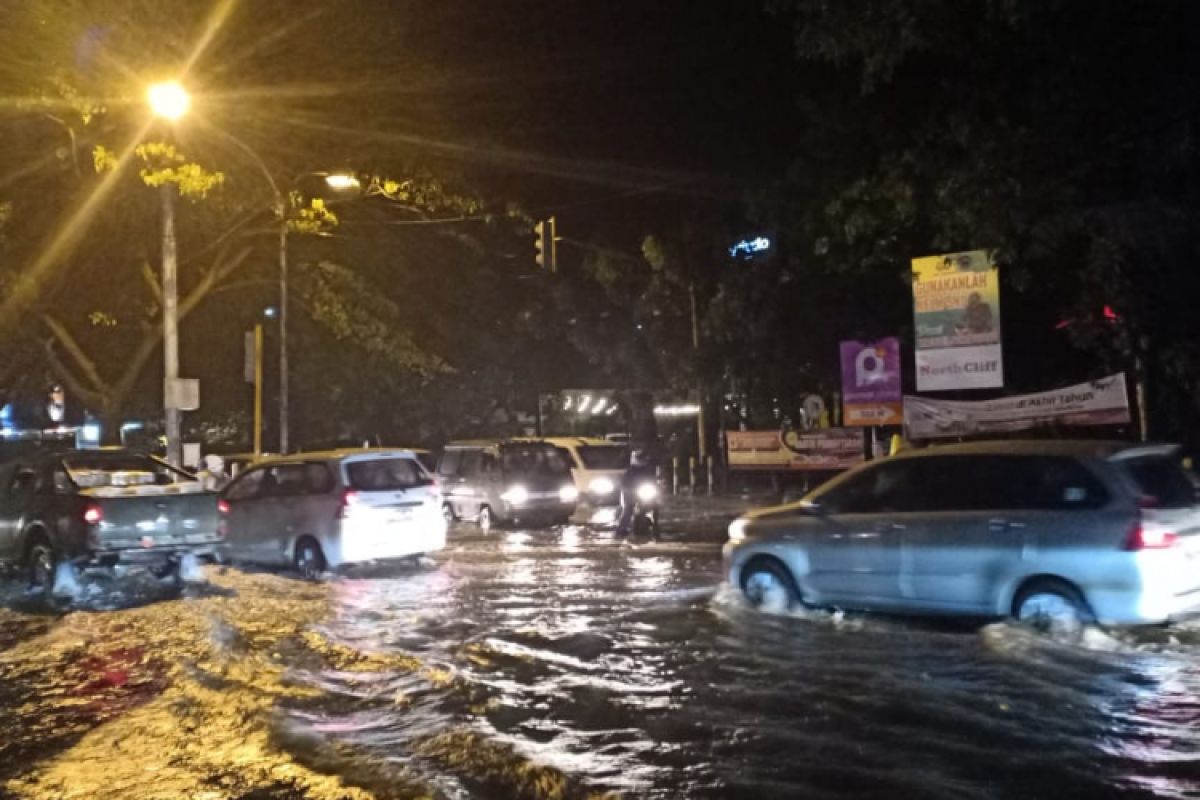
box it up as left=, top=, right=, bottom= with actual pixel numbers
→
left=559, top=485, right=580, bottom=503
left=728, top=517, right=749, bottom=542
left=588, top=477, right=615, bottom=495
left=501, top=485, right=529, bottom=505
left=635, top=482, right=659, bottom=503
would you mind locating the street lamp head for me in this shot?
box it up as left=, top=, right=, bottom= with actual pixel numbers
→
left=324, top=173, right=360, bottom=191
left=147, top=81, right=190, bottom=121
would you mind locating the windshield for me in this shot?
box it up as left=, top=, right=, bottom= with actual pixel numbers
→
left=500, top=445, right=572, bottom=478
left=62, top=454, right=192, bottom=488
left=577, top=445, right=629, bottom=470
left=1121, top=456, right=1197, bottom=508
left=345, top=458, right=432, bottom=491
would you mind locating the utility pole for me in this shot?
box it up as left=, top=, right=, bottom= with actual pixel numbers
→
left=253, top=323, right=264, bottom=456
left=278, top=198, right=290, bottom=455
left=161, top=183, right=182, bottom=468
left=690, top=282, right=707, bottom=462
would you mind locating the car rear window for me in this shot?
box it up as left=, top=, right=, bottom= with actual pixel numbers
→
left=345, top=458, right=431, bottom=491
left=1120, top=456, right=1197, bottom=508
left=577, top=445, right=629, bottom=470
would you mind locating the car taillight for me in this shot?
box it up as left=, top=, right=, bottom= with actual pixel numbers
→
left=217, top=499, right=231, bottom=514
left=338, top=490, right=360, bottom=519
left=1125, top=520, right=1179, bottom=550
left=83, top=504, right=103, bottom=525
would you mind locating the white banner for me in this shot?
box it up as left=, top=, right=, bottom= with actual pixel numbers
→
left=904, top=374, right=1130, bottom=439
left=914, top=344, right=1004, bottom=391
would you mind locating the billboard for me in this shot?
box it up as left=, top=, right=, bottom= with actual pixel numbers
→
left=904, top=374, right=1130, bottom=439
left=840, top=338, right=902, bottom=426
left=911, top=249, right=1003, bottom=391
left=727, top=428, right=864, bottom=471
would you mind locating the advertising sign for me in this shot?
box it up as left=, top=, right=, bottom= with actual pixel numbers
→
left=727, top=428, right=865, bottom=471
left=904, top=374, right=1130, bottom=439
left=840, top=338, right=903, bottom=426
left=911, top=249, right=1003, bottom=391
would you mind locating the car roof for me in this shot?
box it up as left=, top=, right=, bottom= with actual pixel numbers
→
left=254, top=447, right=426, bottom=464
left=445, top=439, right=561, bottom=449
left=511, top=436, right=619, bottom=447
left=892, top=439, right=1179, bottom=461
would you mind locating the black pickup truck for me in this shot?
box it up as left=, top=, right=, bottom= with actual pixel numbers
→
left=0, top=448, right=222, bottom=597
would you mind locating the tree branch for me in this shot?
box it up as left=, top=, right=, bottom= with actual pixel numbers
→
left=43, top=338, right=105, bottom=411
left=41, top=314, right=105, bottom=394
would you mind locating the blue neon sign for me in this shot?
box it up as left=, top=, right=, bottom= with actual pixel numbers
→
left=729, top=236, right=771, bottom=258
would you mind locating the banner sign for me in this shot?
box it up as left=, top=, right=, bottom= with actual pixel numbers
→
left=904, top=374, right=1130, bottom=439
left=727, top=428, right=865, bottom=471
left=840, top=338, right=903, bottom=426
left=912, top=249, right=1003, bottom=391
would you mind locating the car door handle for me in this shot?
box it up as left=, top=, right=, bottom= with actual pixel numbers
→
left=989, top=518, right=1026, bottom=531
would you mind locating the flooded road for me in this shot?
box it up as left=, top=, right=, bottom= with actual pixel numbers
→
left=1, top=507, right=1199, bottom=799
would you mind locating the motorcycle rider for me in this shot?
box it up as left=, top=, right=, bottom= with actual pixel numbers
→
left=615, top=449, right=657, bottom=539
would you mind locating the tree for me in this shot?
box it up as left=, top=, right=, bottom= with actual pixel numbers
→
left=764, top=0, right=1200, bottom=443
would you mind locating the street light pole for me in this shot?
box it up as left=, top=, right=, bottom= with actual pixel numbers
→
left=161, top=183, right=182, bottom=467
left=278, top=198, right=290, bottom=455
left=147, top=80, right=190, bottom=468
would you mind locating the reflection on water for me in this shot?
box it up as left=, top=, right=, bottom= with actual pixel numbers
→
left=0, top=524, right=1198, bottom=798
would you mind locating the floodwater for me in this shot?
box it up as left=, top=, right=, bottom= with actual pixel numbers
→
left=1, top=506, right=1199, bottom=799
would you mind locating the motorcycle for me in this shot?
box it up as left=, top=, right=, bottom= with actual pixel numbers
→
left=628, top=480, right=661, bottom=539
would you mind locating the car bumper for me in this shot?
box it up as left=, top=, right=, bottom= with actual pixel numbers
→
left=1082, top=549, right=1200, bottom=625
left=81, top=543, right=222, bottom=568
left=330, top=515, right=447, bottom=567
left=500, top=499, right=577, bottom=522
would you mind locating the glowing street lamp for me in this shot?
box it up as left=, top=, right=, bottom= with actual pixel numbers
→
left=147, top=81, right=191, bottom=122
left=323, top=173, right=360, bottom=191
left=148, top=79, right=191, bottom=466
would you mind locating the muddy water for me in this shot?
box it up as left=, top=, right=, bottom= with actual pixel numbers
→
left=1, top=520, right=1198, bottom=799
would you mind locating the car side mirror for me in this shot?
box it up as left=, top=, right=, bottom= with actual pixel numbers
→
left=798, top=500, right=827, bottom=517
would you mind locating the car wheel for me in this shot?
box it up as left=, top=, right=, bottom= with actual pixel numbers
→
left=293, top=537, right=326, bottom=580
left=442, top=503, right=457, bottom=524
left=478, top=505, right=493, bottom=533
left=1014, top=580, right=1093, bottom=640
left=26, top=538, right=56, bottom=600
left=740, top=558, right=800, bottom=612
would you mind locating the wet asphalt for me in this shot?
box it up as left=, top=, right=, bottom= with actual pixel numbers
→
left=0, top=501, right=1198, bottom=799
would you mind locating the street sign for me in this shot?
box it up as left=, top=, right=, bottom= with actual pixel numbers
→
left=165, top=378, right=199, bottom=411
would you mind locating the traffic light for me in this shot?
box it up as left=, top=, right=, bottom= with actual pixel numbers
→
left=534, top=216, right=557, bottom=272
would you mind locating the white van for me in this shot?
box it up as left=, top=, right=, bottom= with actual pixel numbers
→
left=522, top=437, right=630, bottom=509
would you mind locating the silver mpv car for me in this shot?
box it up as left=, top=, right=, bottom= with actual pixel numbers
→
left=724, top=441, right=1200, bottom=633
left=219, top=449, right=446, bottom=577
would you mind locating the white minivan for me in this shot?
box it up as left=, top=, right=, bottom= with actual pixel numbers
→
left=219, top=449, right=446, bottom=577
left=528, top=437, right=630, bottom=512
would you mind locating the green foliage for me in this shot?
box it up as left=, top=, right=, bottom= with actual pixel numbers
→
left=299, top=260, right=447, bottom=376
left=133, top=143, right=225, bottom=198
left=93, top=142, right=225, bottom=198
left=286, top=192, right=339, bottom=235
